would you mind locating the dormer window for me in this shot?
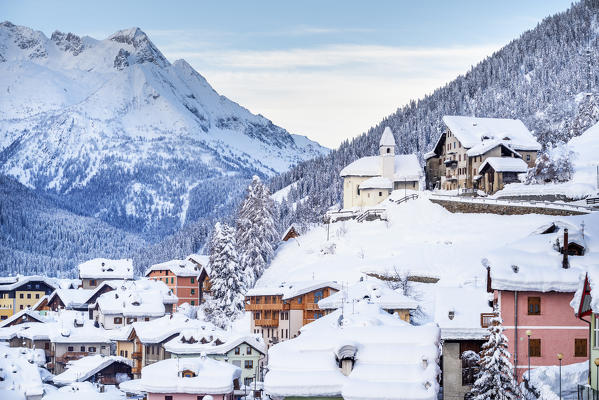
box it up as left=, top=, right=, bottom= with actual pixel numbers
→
left=181, top=369, right=196, bottom=378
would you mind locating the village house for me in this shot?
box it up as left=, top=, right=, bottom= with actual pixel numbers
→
left=0, top=346, right=46, bottom=400
left=40, top=281, right=118, bottom=315
left=424, top=116, right=540, bottom=193
left=165, top=327, right=267, bottom=387
left=264, top=301, right=441, bottom=400
left=433, top=286, right=493, bottom=400
left=486, top=221, right=590, bottom=382
left=52, top=354, right=133, bottom=386
left=145, top=257, right=205, bottom=307
left=90, top=279, right=177, bottom=329
left=111, top=313, right=204, bottom=378
left=133, top=355, right=242, bottom=400
left=0, top=276, right=57, bottom=319
left=187, top=254, right=212, bottom=303
left=339, top=127, right=422, bottom=209
left=78, top=258, right=134, bottom=289
left=317, top=277, right=418, bottom=323
left=281, top=225, right=300, bottom=242
left=245, top=280, right=340, bottom=347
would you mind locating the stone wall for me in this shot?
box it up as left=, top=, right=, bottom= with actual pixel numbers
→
left=430, top=198, right=588, bottom=216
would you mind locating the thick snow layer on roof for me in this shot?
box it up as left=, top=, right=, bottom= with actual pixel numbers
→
left=145, top=259, right=201, bottom=277
left=139, top=356, right=241, bottom=394
left=432, top=286, right=492, bottom=340
left=42, top=382, right=126, bottom=400
left=478, top=157, right=528, bottom=173
left=340, top=155, right=422, bottom=181
left=379, top=127, right=396, bottom=147
left=0, top=275, right=58, bottom=291
left=187, top=253, right=209, bottom=267
left=247, top=280, right=340, bottom=300
left=50, top=288, right=94, bottom=309
left=78, top=258, right=134, bottom=280
left=443, top=116, right=541, bottom=151
left=466, top=140, right=521, bottom=157
left=359, top=177, right=392, bottom=190
left=0, top=309, right=49, bottom=328
left=265, top=302, right=440, bottom=400
left=95, top=279, right=177, bottom=318
left=122, top=314, right=207, bottom=344
left=165, top=327, right=266, bottom=355
left=53, top=355, right=132, bottom=385
left=0, top=346, right=45, bottom=399
left=318, top=278, right=418, bottom=311
left=488, top=221, right=595, bottom=292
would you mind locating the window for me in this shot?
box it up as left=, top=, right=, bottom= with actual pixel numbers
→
left=191, top=301, right=195, bottom=306
left=255, top=297, right=261, bottom=304
left=80, top=346, right=85, bottom=352
left=244, top=377, right=254, bottom=386
left=19, top=294, right=24, bottom=299
left=526, top=154, right=531, bottom=161
left=191, top=289, right=195, bottom=295
left=297, top=296, right=302, bottom=304
left=357, top=188, right=360, bottom=195
left=68, top=346, right=74, bottom=352
left=190, top=277, right=195, bottom=284
left=120, top=350, right=124, bottom=356
left=101, top=345, right=106, bottom=350
left=26, top=293, right=31, bottom=299
left=125, top=350, right=128, bottom=357
left=165, top=396, right=173, bottom=400
left=88, top=346, right=96, bottom=352
left=314, top=290, right=324, bottom=303
left=272, top=296, right=277, bottom=304
left=145, top=317, right=149, bottom=321
left=35, top=294, right=39, bottom=299
left=575, top=338, right=587, bottom=357
left=114, top=317, right=123, bottom=324
left=378, top=191, right=382, bottom=196
left=44, top=342, right=50, bottom=350
left=254, top=312, right=261, bottom=320
left=171, top=277, right=174, bottom=284
left=235, top=347, right=240, bottom=355
left=247, top=347, right=252, bottom=355
left=265, top=296, right=270, bottom=304
left=529, top=339, right=541, bottom=357
left=244, top=360, right=253, bottom=369
left=528, top=297, right=541, bottom=315
left=20, top=305, right=23, bottom=310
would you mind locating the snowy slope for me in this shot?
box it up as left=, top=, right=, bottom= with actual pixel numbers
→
left=0, top=22, right=327, bottom=237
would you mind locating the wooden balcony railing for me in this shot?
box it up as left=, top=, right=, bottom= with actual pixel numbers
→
left=245, top=303, right=285, bottom=311
left=56, top=351, right=88, bottom=363
left=131, top=351, right=142, bottom=360
left=254, top=318, right=278, bottom=327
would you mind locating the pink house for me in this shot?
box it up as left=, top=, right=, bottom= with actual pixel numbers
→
left=486, top=222, right=589, bottom=382
left=138, top=355, right=241, bottom=400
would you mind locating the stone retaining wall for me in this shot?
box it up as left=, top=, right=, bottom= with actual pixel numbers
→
left=430, top=198, right=588, bottom=216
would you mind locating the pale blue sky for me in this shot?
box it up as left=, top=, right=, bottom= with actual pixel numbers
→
left=2, top=0, right=574, bottom=147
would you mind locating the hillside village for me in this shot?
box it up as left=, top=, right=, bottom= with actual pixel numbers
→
left=0, top=114, right=597, bottom=400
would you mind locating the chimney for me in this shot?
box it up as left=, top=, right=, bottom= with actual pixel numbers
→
left=562, top=229, right=569, bottom=269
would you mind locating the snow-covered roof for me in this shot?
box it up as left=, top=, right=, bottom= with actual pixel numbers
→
left=246, top=280, right=340, bottom=300
left=0, top=346, right=45, bottom=399
left=443, top=115, right=541, bottom=151
left=78, top=258, right=134, bottom=280
left=0, top=309, right=49, bottom=328
left=358, top=177, right=393, bottom=190
left=488, top=222, right=592, bottom=292
left=424, top=151, right=437, bottom=160
left=43, top=381, right=127, bottom=400
left=0, top=275, right=58, bottom=292
left=53, top=355, right=132, bottom=385
left=340, top=154, right=422, bottom=181
left=95, top=279, right=177, bottom=318
left=187, top=253, right=209, bottom=267
left=139, top=356, right=241, bottom=394
left=145, top=259, right=201, bottom=277
left=433, top=286, right=492, bottom=340
left=466, top=140, right=521, bottom=158
left=379, top=127, right=396, bottom=147
left=318, top=279, right=419, bottom=311
left=111, top=313, right=206, bottom=344
left=478, top=157, right=528, bottom=174
left=49, top=288, right=95, bottom=309
left=165, top=327, right=266, bottom=356
left=265, top=302, right=440, bottom=400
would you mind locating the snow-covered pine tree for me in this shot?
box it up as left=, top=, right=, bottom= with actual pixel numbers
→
left=205, top=222, right=245, bottom=328
left=236, top=176, right=278, bottom=288
left=470, top=311, right=519, bottom=400
left=525, top=142, right=574, bottom=184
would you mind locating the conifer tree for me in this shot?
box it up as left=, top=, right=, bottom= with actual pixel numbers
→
left=236, top=176, right=278, bottom=288
left=470, top=311, right=520, bottom=400
left=205, top=222, right=245, bottom=328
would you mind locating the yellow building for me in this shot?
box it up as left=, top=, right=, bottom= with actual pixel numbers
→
left=0, top=277, right=57, bottom=320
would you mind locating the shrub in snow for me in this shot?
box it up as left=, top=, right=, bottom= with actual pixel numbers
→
left=205, top=222, right=245, bottom=329
left=236, top=176, right=278, bottom=288
left=525, top=142, right=574, bottom=184
left=469, top=312, right=519, bottom=400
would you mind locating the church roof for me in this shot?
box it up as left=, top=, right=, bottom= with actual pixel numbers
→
left=340, top=155, right=422, bottom=181
left=379, top=127, right=396, bottom=147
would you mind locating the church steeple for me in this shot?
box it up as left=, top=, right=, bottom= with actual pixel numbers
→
left=379, top=127, right=396, bottom=179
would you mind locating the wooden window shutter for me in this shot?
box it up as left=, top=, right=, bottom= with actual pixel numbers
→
left=575, top=338, right=587, bottom=357
left=529, top=339, right=541, bottom=357
left=528, top=297, right=541, bottom=315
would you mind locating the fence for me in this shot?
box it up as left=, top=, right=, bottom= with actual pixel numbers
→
left=578, top=384, right=599, bottom=400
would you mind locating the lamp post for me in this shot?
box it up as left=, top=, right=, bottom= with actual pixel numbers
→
left=526, top=330, right=532, bottom=383
left=557, top=353, right=563, bottom=400
left=594, top=358, right=599, bottom=394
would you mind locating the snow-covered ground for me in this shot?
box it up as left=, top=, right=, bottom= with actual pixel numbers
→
left=525, top=361, right=587, bottom=399
left=495, top=121, right=599, bottom=199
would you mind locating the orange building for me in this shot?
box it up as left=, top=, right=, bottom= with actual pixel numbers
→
left=145, top=259, right=205, bottom=307
left=245, top=280, right=340, bottom=347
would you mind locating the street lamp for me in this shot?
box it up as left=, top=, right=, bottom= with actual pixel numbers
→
left=557, top=353, right=563, bottom=400
left=594, top=358, right=599, bottom=392
left=526, top=330, right=532, bottom=383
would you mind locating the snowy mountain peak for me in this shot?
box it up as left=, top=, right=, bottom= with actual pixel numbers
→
left=0, top=23, right=328, bottom=238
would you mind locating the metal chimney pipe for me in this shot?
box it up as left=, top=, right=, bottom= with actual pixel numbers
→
left=563, top=228, right=569, bottom=269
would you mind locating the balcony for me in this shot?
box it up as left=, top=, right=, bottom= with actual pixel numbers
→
left=56, top=351, right=88, bottom=363
left=245, top=303, right=285, bottom=311
left=131, top=352, right=142, bottom=360
left=444, top=158, right=457, bottom=168
left=445, top=175, right=458, bottom=181
left=254, top=318, right=278, bottom=327
left=304, top=303, right=320, bottom=311
left=480, top=313, right=495, bottom=328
